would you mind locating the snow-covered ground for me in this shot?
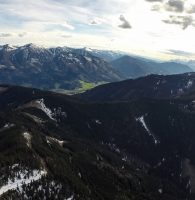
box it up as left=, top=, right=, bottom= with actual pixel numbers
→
left=0, top=123, right=15, bottom=132
left=185, top=80, right=193, bottom=89
left=95, top=119, right=102, bottom=125
left=46, top=136, right=64, bottom=147
left=3, top=123, right=15, bottom=129
left=158, top=188, right=163, bottom=194
left=136, top=115, right=159, bottom=145
left=33, top=99, right=67, bottom=122
left=53, top=107, right=67, bottom=118
left=23, top=132, right=32, bottom=148
left=84, top=56, right=92, bottom=62
left=35, top=99, right=55, bottom=121
left=66, top=195, right=74, bottom=200
left=0, top=168, right=47, bottom=196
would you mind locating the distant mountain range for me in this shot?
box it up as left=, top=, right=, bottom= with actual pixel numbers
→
left=173, top=59, right=195, bottom=71
left=72, top=48, right=194, bottom=77
left=0, top=44, right=194, bottom=93
left=0, top=44, right=123, bottom=92
left=1, top=73, right=195, bottom=199
left=111, top=56, right=193, bottom=79
left=71, top=47, right=124, bottom=62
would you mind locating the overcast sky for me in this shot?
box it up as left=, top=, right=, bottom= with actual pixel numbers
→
left=1, top=0, right=195, bottom=60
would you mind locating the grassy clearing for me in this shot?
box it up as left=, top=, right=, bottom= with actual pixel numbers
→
left=51, top=80, right=107, bottom=95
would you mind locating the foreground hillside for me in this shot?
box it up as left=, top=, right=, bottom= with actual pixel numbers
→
left=78, top=73, right=195, bottom=102
left=1, top=75, right=195, bottom=199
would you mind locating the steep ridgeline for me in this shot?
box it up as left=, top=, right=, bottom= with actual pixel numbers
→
left=111, top=55, right=193, bottom=79
left=78, top=73, right=195, bottom=102
left=0, top=44, right=123, bottom=92
left=72, top=47, right=124, bottom=62
left=1, top=83, right=195, bottom=199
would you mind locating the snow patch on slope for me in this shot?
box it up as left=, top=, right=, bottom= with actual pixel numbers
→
left=3, top=123, right=15, bottom=129
left=136, top=115, right=159, bottom=145
left=95, top=119, right=102, bottom=125
left=46, top=136, right=65, bottom=147
left=158, top=188, right=163, bottom=194
left=23, top=132, right=32, bottom=148
left=17, top=180, right=63, bottom=199
left=0, top=123, right=15, bottom=132
left=185, top=80, right=193, bottom=89
left=66, top=195, right=74, bottom=200
left=53, top=107, right=67, bottom=118
left=84, top=56, right=92, bottom=62
left=0, top=168, right=47, bottom=196
left=35, top=99, right=55, bottom=121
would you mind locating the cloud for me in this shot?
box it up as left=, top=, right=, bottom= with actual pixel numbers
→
left=165, top=0, right=184, bottom=13
left=165, top=49, right=195, bottom=56
left=88, top=18, right=102, bottom=25
left=186, top=5, right=195, bottom=14
left=145, top=0, right=164, bottom=2
left=146, top=0, right=195, bottom=30
left=147, top=0, right=185, bottom=13
left=163, top=15, right=194, bottom=29
left=118, top=15, right=132, bottom=29
left=61, top=34, right=72, bottom=38
left=61, top=23, right=75, bottom=30
left=0, top=0, right=75, bottom=32
left=151, top=4, right=162, bottom=11
left=0, top=33, right=12, bottom=37
left=89, top=20, right=99, bottom=25
left=1, top=0, right=195, bottom=59
left=18, top=32, right=27, bottom=37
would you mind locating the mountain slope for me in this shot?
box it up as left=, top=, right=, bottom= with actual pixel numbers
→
left=0, top=84, right=195, bottom=199
left=1, top=44, right=193, bottom=94
left=111, top=55, right=193, bottom=79
left=0, top=44, right=123, bottom=92
left=72, top=48, right=124, bottom=62
left=77, top=73, right=195, bottom=102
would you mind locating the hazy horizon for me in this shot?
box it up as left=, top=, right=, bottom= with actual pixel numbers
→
left=1, top=0, right=195, bottom=60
